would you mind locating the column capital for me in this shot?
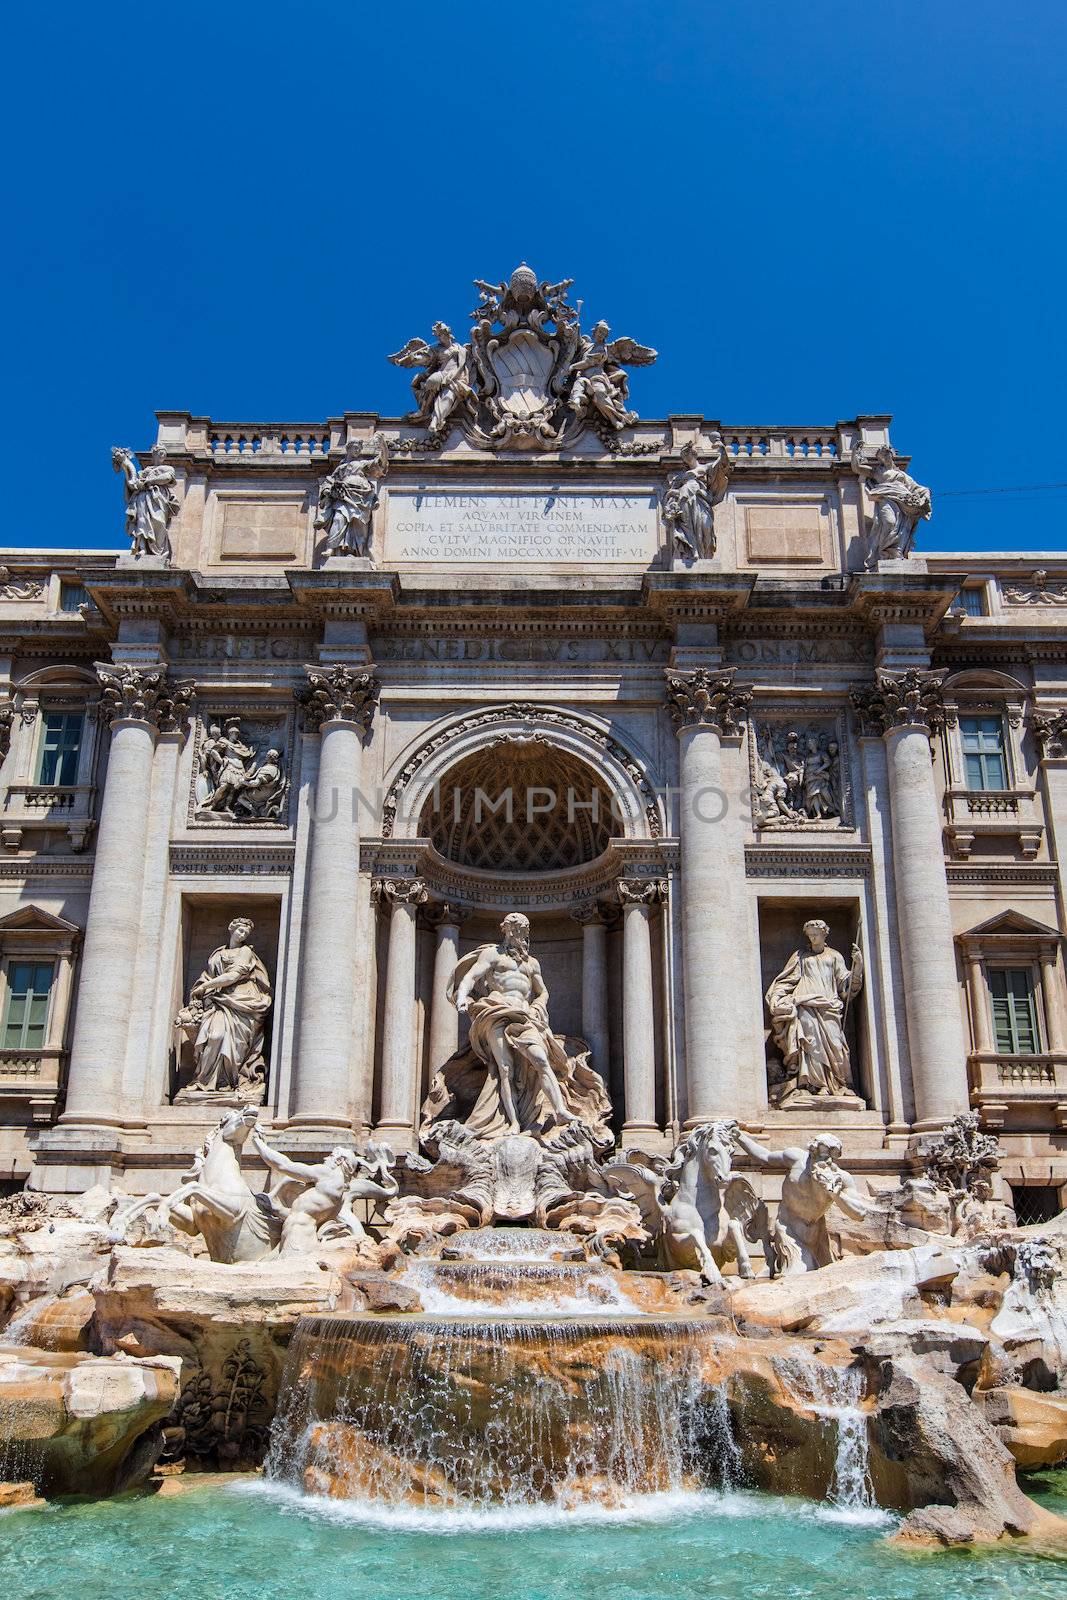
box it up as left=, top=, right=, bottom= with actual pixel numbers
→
left=373, top=876, right=428, bottom=909
left=665, top=667, right=751, bottom=738
left=618, top=878, right=666, bottom=908
left=570, top=900, right=608, bottom=927
left=424, top=899, right=465, bottom=929
left=300, top=664, right=380, bottom=734
left=850, top=668, right=946, bottom=739
left=1031, top=709, right=1067, bottom=761
left=95, top=662, right=194, bottom=734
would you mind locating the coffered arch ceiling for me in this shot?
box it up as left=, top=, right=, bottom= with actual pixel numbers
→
left=420, top=742, right=621, bottom=872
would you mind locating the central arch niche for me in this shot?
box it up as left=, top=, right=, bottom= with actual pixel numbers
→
left=419, top=743, right=621, bottom=872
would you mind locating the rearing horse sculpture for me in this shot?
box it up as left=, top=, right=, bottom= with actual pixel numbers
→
left=116, top=1105, right=278, bottom=1263
left=606, top=1119, right=772, bottom=1286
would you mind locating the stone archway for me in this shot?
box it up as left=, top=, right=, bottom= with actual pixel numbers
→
left=380, top=702, right=664, bottom=846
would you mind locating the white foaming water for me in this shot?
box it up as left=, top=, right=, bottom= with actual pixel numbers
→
left=235, top=1478, right=896, bottom=1535
left=397, top=1257, right=633, bottom=1318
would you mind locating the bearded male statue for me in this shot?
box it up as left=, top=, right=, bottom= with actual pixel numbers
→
left=419, top=912, right=612, bottom=1147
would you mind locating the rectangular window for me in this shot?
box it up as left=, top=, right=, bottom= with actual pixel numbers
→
left=954, top=587, right=985, bottom=617
left=960, top=714, right=1007, bottom=791
left=2, top=960, right=54, bottom=1050
left=37, top=712, right=83, bottom=786
left=989, top=967, right=1039, bottom=1054
left=59, top=582, right=88, bottom=612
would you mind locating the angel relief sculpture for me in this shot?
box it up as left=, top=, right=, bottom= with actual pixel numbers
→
left=388, top=263, right=656, bottom=451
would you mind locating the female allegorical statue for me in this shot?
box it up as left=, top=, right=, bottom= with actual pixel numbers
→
left=765, top=918, right=863, bottom=1102
left=175, top=917, right=272, bottom=1103
left=111, top=444, right=179, bottom=561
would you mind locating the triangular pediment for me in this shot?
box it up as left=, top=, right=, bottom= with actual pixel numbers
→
left=958, top=909, right=1062, bottom=941
left=0, top=905, right=81, bottom=936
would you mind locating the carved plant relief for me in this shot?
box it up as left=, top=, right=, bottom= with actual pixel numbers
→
left=191, top=713, right=290, bottom=825
left=749, top=717, right=851, bottom=830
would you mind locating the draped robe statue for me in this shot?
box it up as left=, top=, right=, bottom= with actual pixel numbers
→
left=765, top=919, right=863, bottom=1102
left=419, top=913, right=612, bottom=1147
left=175, top=917, right=272, bottom=1102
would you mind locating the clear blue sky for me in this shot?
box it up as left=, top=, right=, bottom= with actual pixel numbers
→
left=4, top=0, right=1066, bottom=554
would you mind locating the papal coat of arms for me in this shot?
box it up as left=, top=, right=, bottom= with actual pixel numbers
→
left=389, top=263, right=656, bottom=451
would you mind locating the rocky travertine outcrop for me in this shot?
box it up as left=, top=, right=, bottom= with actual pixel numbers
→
left=862, top=1350, right=1066, bottom=1546
left=0, top=1346, right=179, bottom=1496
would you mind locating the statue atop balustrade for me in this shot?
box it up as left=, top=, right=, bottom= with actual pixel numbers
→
left=851, top=443, right=931, bottom=566
left=314, top=433, right=389, bottom=559
left=111, top=443, right=179, bottom=562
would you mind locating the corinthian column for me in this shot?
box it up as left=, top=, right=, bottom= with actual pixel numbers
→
left=570, top=902, right=611, bottom=1084
left=62, top=665, right=193, bottom=1128
left=426, top=902, right=463, bottom=1074
left=666, top=669, right=754, bottom=1124
left=852, top=670, right=969, bottom=1126
left=618, top=881, right=663, bottom=1140
left=290, top=666, right=379, bottom=1132
left=375, top=878, right=428, bottom=1145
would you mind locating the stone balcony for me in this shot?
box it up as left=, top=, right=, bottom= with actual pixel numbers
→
left=943, top=783, right=1043, bottom=859
left=968, top=1050, right=1067, bottom=1130
left=0, top=783, right=96, bottom=853
left=0, top=1045, right=67, bottom=1124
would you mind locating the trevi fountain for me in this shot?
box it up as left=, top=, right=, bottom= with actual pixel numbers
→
left=1, top=265, right=1067, bottom=1596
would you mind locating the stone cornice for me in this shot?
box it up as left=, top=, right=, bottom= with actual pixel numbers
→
left=299, top=665, right=380, bottom=734
left=850, top=669, right=946, bottom=738
left=96, top=664, right=195, bottom=734
left=745, top=846, right=872, bottom=879
left=169, top=843, right=296, bottom=876
left=664, top=667, right=752, bottom=737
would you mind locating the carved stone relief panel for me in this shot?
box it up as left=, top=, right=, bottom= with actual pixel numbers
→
left=187, top=708, right=295, bottom=827
left=748, top=712, right=853, bottom=832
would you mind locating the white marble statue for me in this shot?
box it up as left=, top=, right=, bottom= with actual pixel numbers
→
left=734, top=1130, right=869, bottom=1274
left=175, top=918, right=272, bottom=1103
left=250, top=1130, right=398, bottom=1258
left=663, top=436, right=730, bottom=559
left=766, top=919, right=863, bottom=1102
left=420, top=913, right=612, bottom=1146
left=117, top=1106, right=278, bottom=1263
left=315, top=434, right=389, bottom=559
left=111, top=444, right=179, bottom=561
left=389, top=322, right=474, bottom=440
left=851, top=444, right=931, bottom=567
left=566, top=321, right=657, bottom=434
left=605, top=1120, right=772, bottom=1286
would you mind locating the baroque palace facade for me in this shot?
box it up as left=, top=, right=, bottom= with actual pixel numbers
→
left=1, top=264, right=1066, bottom=1219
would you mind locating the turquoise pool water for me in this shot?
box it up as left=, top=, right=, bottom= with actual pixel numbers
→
left=2, top=1476, right=1067, bottom=1600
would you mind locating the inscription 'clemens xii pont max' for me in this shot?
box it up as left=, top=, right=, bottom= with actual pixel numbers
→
left=384, top=490, right=659, bottom=563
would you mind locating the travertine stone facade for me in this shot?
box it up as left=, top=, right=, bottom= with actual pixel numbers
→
left=1, top=267, right=1065, bottom=1214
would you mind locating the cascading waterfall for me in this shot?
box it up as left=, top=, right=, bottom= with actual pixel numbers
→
left=774, top=1356, right=873, bottom=1511
left=267, top=1314, right=736, bottom=1510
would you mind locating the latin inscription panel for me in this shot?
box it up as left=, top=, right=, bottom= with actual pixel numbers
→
left=383, top=490, right=659, bottom=563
